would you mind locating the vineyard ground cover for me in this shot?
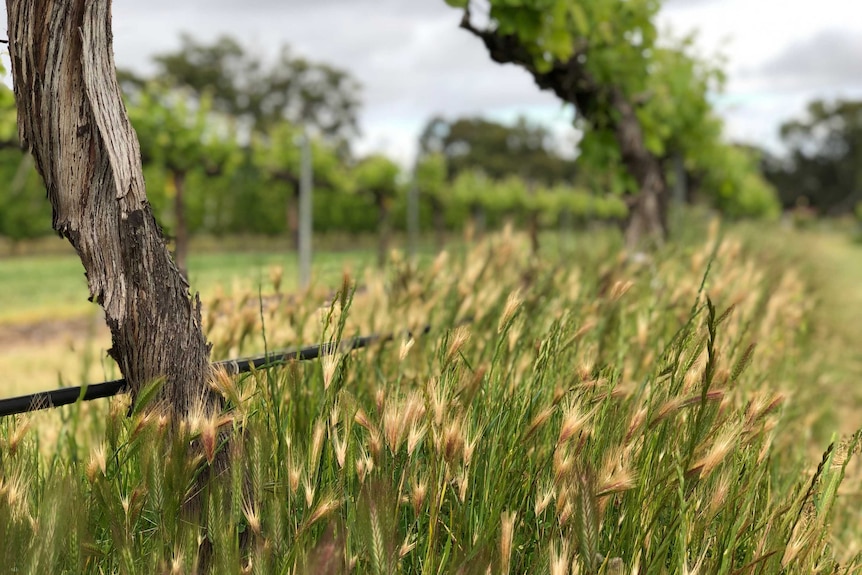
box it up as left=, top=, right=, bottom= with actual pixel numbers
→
left=2, top=220, right=862, bottom=572
left=0, top=229, right=618, bottom=398
left=0, top=243, right=374, bottom=326
left=0, top=243, right=377, bottom=397
left=734, top=221, right=862, bottom=435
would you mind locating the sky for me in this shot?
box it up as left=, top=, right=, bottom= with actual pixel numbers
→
left=5, top=0, right=862, bottom=166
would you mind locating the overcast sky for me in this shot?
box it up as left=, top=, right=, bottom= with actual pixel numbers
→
left=6, top=0, right=862, bottom=166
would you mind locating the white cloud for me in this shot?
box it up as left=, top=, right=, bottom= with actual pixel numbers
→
left=3, top=0, right=862, bottom=165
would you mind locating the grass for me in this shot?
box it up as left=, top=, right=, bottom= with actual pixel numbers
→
left=0, top=248, right=379, bottom=325
left=1, top=222, right=861, bottom=573
left=733, top=222, right=862, bottom=435
left=0, top=244, right=380, bottom=397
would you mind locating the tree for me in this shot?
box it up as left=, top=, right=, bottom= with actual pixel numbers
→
left=253, top=121, right=349, bottom=249
left=354, top=155, right=402, bottom=267
left=418, top=115, right=578, bottom=184
left=765, top=99, right=862, bottom=215
left=446, top=0, right=777, bottom=247
left=447, top=0, right=670, bottom=248
left=120, top=34, right=362, bottom=152
left=452, top=169, right=494, bottom=240
left=127, top=84, right=239, bottom=278
left=414, top=152, right=450, bottom=248
left=6, top=1, right=216, bottom=418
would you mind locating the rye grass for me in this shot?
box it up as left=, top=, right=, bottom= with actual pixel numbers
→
left=0, top=223, right=859, bottom=573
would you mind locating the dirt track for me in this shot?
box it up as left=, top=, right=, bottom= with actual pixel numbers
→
left=0, top=315, right=110, bottom=349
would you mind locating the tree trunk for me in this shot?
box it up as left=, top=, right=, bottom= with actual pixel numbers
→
left=528, top=211, right=540, bottom=255
left=471, top=204, right=486, bottom=240
left=460, top=15, right=669, bottom=249
left=432, top=200, right=447, bottom=250
left=376, top=195, right=391, bottom=268
left=6, top=0, right=215, bottom=416
left=172, top=170, right=189, bottom=279
left=608, top=88, right=668, bottom=250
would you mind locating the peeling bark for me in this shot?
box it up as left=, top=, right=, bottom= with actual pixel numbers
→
left=6, top=0, right=215, bottom=415
left=172, top=170, right=189, bottom=279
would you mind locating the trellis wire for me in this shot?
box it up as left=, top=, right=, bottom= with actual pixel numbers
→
left=0, top=324, right=433, bottom=418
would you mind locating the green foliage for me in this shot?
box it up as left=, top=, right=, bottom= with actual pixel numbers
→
left=0, top=64, right=18, bottom=145
left=764, top=99, right=862, bottom=215
left=120, top=33, right=362, bottom=147
left=0, top=64, right=53, bottom=242
left=451, top=169, right=493, bottom=210
left=252, top=122, right=350, bottom=195
left=127, top=84, right=239, bottom=176
left=701, top=145, right=781, bottom=220
left=415, top=152, right=448, bottom=202
left=0, top=152, right=52, bottom=242
left=419, top=115, right=579, bottom=185
left=535, top=184, right=629, bottom=226
left=447, top=0, right=778, bottom=224
left=354, top=154, right=402, bottom=204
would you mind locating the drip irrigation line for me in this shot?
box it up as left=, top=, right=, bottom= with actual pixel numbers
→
left=0, top=323, right=438, bottom=419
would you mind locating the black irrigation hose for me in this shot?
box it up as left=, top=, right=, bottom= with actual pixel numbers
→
left=0, top=324, right=435, bottom=418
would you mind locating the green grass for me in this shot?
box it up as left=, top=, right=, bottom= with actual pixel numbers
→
left=0, top=254, right=92, bottom=323
left=733, top=223, right=862, bottom=434
left=1, top=224, right=860, bottom=573
left=0, top=249, right=379, bottom=325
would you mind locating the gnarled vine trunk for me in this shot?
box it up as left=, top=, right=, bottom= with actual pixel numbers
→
left=608, top=88, right=668, bottom=249
left=460, top=13, right=668, bottom=249
left=7, top=0, right=215, bottom=416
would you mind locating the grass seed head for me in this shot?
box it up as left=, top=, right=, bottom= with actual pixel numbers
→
left=549, top=540, right=570, bottom=575
left=407, top=422, right=427, bottom=458
left=445, top=325, right=471, bottom=365
left=689, top=427, right=741, bottom=479
left=411, top=478, right=427, bottom=515
left=500, top=511, right=517, bottom=575
left=242, top=498, right=262, bottom=537
left=354, top=408, right=374, bottom=432
left=442, top=417, right=465, bottom=464
left=6, top=417, right=31, bottom=454
left=609, top=280, right=633, bottom=302
left=558, top=403, right=593, bottom=445
left=305, top=496, right=340, bottom=530
left=526, top=406, right=555, bottom=440
left=332, top=427, right=348, bottom=469
left=498, top=289, right=523, bottom=333
left=535, top=485, right=554, bottom=517
left=289, top=464, right=302, bottom=495
left=399, top=337, right=415, bottom=361
left=86, top=444, right=107, bottom=484
left=322, top=353, right=340, bottom=390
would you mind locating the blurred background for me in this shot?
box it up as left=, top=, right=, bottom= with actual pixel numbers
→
left=1, top=0, right=861, bottom=396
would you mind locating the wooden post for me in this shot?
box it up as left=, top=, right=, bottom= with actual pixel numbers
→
left=298, top=129, right=313, bottom=290
left=407, top=158, right=420, bottom=259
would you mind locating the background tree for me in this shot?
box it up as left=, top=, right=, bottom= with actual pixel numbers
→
left=120, top=33, right=362, bottom=153
left=252, top=121, right=349, bottom=249
left=354, top=155, right=402, bottom=267
left=452, top=169, right=494, bottom=240
left=127, top=84, right=239, bottom=278
left=762, top=99, right=862, bottom=215
left=446, top=0, right=778, bottom=247
left=414, top=152, right=450, bottom=248
left=419, top=114, right=578, bottom=184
